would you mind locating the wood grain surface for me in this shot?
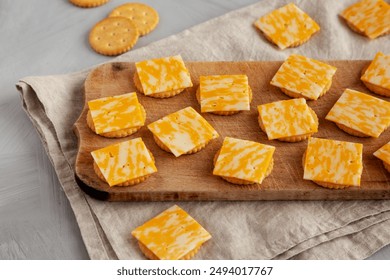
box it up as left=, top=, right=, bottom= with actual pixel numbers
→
left=74, top=61, right=390, bottom=201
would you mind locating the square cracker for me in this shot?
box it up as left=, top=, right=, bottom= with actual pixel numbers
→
left=132, top=205, right=211, bottom=260
left=254, top=3, right=320, bottom=49
left=304, top=137, right=363, bottom=187
left=135, top=55, right=193, bottom=95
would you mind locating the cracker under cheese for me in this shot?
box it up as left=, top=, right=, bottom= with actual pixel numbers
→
left=340, top=0, right=390, bottom=39
left=374, top=141, right=390, bottom=166
left=253, top=3, right=320, bottom=50
left=132, top=205, right=211, bottom=260
left=270, top=54, right=337, bottom=100
left=361, top=52, right=390, bottom=95
left=91, top=138, right=157, bottom=187
left=88, top=92, right=145, bottom=135
left=325, top=89, right=390, bottom=138
left=303, top=137, right=363, bottom=187
left=199, top=75, right=250, bottom=113
left=135, top=55, right=193, bottom=95
left=213, top=137, right=275, bottom=184
left=258, top=98, right=318, bottom=140
left=147, top=107, right=219, bottom=157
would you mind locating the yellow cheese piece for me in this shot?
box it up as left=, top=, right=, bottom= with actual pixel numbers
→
left=253, top=3, right=320, bottom=50
left=213, top=137, right=275, bottom=184
left=88, top=92, right=144, bottom=135
left=199, top=75, right=250, bottom=112
left=326, top=89, right=390, bottom=138
left=91, top=138, right=157, bottom=187
left=147, top=107, right=219, bottom=157
left=361, top=52, right=390, bottom=90
left=270, top=54, right=337, bottom=100
left=304, top=137, right=363, bottom=186
left=258, top=98, right=318, bottom=140
left=340, top=0, right=390, bottom=39
left=135, top=55, right=193, bottom=95
left=132, top=205, right=211, bottom=260
left=374, top=141, right=390, bottom=165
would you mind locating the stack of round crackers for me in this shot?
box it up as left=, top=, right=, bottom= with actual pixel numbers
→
left=86, top=2, right=159, bottom=56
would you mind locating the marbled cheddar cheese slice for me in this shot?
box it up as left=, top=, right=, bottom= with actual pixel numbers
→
left=132, top=205, right=211, bottom=260
left=199, top=75, right=250, bottom=112
left=361, top=52, right=390, bottom=90
left=340, top=0, right=390, bottom=39
left=88, top=92, right=144, bottom=135
left=326, top=89, right=390, bottom=138
left=304, top=137, right=363, bottom=186
left=91, top=138, right=157, bottom=187
left=213, top=137, right=275, bottom=184
left=258, top=98, right=318, bottom=140
left=147, top=107, right=219, bottom=157
left=253, top=3, right=320, bottom=49
left=135, top=55, right=193, bottom=95
left=374, top=141, right=390, bottom=165
left=270, top=54, right=337, bottom=100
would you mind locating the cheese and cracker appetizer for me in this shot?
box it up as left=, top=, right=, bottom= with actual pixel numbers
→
left=134, top=55, right=193, bottom=98
left=132, top=205, right=211, bottom=260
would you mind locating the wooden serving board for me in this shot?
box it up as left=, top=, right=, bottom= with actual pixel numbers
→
left=73, top=61, right=390, bottom=201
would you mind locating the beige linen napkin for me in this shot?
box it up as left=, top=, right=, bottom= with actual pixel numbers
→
left=17, top=0, right=390, bottom=259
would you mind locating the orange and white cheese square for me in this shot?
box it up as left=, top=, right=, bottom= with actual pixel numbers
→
left=132, top=205, right=211, bottom=260
left=91, top=138, right=157, bottom=187
left=147, top=107, right=219, bottom=157
left=213, top=137, right=275, bottom=184
left=304, top=137, right=363, bottom=187
left=258, top=98, right=318, bottom=140
left=325, top=89, right=390, bottom=138
left=199, top=75, right=250, bottom=113
left=374, top=141, right=390, bottom=166
left=88, top=92, right=145, bottom=135
left=253, top=3, right=320, bottom=50
left=135, top=55, right=193, bottom=95
left=361, top=52, right=390, bottom=90
left=270, top=54, right=337, bottom=100
left=340, top=0, right=390, bottom=39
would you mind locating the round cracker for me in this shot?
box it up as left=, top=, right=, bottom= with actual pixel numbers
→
left=335, top=123, right=370, bottom=138
left=109, top=3, right=159, bottom=36
left=153, top=135, right=207, bottom=155
left=133, top=72, right=184, bottom=98
left=302, top=152, right=351, bottom=189
left=213, top=149, right=274, bottom=185
left=195, top=86, right=253, bottom=116
left=280, top=78, right=332, bottom=100
left=93, top=149, right=155, bottom=187
left=86, top=104, right=146, bottom=138
left=138, top=241, right=200, bottom=260
left=69, top=0, right=109, bottom=8
left=258, top=107, right=318, bottom=142
left=93, top=161, right=150, bottom=187
left=89, top=17, right=139, bottom=56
